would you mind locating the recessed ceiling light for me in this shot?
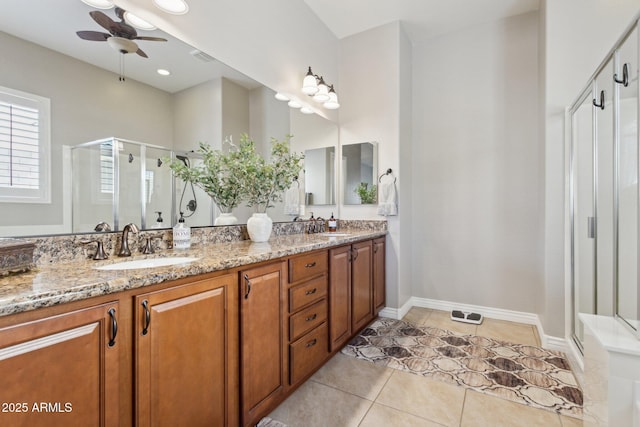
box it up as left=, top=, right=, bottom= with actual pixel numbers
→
left=157, top=69, right=171, bottom=76
left=124, top=12, right=157, bottom=31
left=300, top=107, right=314, bottom=115
left=287, top=100, right=302, bottom=109
left=81, top=0, right=114, bottom=9
left=275, top=93, right=289, bottom=101
left=153, top=0, right=189, bottom=15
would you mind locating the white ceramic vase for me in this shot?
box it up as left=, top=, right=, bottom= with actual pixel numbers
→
left=247, top=213, right=272, bottom=242
left=214, top=212, right=238, bottom=226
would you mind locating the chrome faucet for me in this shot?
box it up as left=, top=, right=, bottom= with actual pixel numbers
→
left=118, top=223, right=139, bottom=257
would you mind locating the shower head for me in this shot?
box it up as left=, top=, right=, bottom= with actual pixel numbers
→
left=176, top=154, right=189, bottom=167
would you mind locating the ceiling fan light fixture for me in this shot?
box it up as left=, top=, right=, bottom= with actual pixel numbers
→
left=153, top=0, right=189, bottom=15
left=81, top=0, right=115, bottom=9
left=124, top=12, right=157, bottom=31
left=107, top=37, right=138, bottom=54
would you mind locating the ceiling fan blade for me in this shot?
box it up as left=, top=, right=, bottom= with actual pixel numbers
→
left=89, top=11, right=118, bottom=34
left=136, top=48, right=149, bottom=58
left=134, top=36, right=168, bottom=42
left=76, top=31, right=111, bottom=41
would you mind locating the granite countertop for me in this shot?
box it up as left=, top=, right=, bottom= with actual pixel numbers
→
left=0, top=230, right=385, bottom=318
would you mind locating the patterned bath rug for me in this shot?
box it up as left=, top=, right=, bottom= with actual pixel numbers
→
left=341, top=317, right=582, bottom=418
left=257, top=417, right=288, bottom=427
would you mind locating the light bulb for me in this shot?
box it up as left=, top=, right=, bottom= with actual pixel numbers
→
left=302, top=67, right=319, bottom=95
left=323, top=86, right=340, bottom=109
left=313, top=78, right=330, bottom=103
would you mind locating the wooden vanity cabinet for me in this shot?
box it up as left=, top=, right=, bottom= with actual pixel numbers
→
left=0, top=301, right=120, bottom=427
left=134, top=274, right=238, bottom=427
left=329, top=239, right=376, bottom=351
left=287, top=250, right=330, bottom=387
left=373, top=237, right=386, bottom=314
left=239, top=261, right=288, bottom=427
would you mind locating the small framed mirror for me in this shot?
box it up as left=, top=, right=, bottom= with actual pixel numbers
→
left=342, top=142, right=378, bottom=205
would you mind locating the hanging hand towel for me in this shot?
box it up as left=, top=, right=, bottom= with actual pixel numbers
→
left=284, top=185, right=300, bottom=215
left=377, top=180, right=398, bottom=216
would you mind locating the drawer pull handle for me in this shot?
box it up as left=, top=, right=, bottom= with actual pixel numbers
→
left=306, top=338, right=317, bottom=348
left=305, top=313, right=317, bottom=322
left=142, top=300, right=151, bottom=336
left=108, top=308, right=117, bottom=347
left=304, top=262, right=316, bottom=268
left=305, top=288, right=317, bottom=295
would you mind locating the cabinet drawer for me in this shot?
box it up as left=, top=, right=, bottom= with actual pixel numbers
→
left=289, top=323, right=329, bottom=385
left=290, top=299, right=327, bottom=342
left=289, top=251, right=328, bottom=283
left=289, top=275, right=327, bottom=312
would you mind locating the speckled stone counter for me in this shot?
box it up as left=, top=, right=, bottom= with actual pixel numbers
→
left=0, top=228, right=386, bottom=317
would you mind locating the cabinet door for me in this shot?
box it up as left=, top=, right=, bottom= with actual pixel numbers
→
left=0, top=302, right=119, bottom=427
left=329, top=245, right=352, bottom=351
left=240, top=261, right=287, bottom=427
left=373, top=237, right=386, bottom=313
left=352, top=240, right=373, bottom=332
left=135, top=274, right=239, bottom=427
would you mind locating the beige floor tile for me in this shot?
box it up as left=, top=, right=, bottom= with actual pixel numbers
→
left=402, top=307, right=433, bottom=326
left=268, top=381, right=372, bottom=427
left=423, top=309, right=478, bottom=335
left=359, top=403, right=445, bottom=427
left=311, top=353, right=394, bottom=400
left=560, top=415, right=584, bottom=427
left=461, top=390, right=562, bottom=427
left=376, top=370, right=465, bottom=426
left=476, top=318, right=540, bottom=346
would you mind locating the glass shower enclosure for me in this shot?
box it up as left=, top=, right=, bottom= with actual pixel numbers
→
left=71, top=137, right=174, bottom=232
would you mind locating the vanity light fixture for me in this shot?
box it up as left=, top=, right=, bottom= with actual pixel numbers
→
left=274, top=93, right=289, bottom=101
left=301, top=66, right=339, bottom=108
left=287, top=100, right=302, bottom=109
left=153, top=0, right=189, bottom=15
left=81, top=0, right=114, bottom=9
left=123, top=11, right=157, bottom=31
left=300, top=106, right=314, bottom=115
left=157, top=69, right=171, bottom=76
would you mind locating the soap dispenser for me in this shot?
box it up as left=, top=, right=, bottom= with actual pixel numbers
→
left=152, top=211, right=164, bottom=229
left=328, top=212, right=337, bottom=232
left=173, top=212, right=191, bottom=249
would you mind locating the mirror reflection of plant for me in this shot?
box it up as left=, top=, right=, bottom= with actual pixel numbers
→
left=239, top=134, right=304, bottom=213
left=166, top=138, right=245, bottom=211
left=355, top=182, right=377, bottom=204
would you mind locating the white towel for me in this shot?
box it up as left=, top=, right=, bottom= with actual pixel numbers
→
left=377, top=181, right=398, bottom=216
left=284, top=185, right=300, bottom=215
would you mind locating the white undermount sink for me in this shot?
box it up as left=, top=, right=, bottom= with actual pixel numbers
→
left=320, top=233, right=351, bottom=237
left=94, top=257, right=199, bottom=271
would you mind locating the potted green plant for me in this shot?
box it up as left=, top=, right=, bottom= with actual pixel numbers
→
left=354, top=182, right=377, bottom=204
left=237, top=134, right=304, bottom=242
left=166, top=138, right=245, bottom=225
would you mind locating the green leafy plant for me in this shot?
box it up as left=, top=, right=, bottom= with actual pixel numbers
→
left=165, top=138, right=245, bottom=211
left=355, top=182, right=377, bottom=204
left=238, top=134, right=304, bottom=212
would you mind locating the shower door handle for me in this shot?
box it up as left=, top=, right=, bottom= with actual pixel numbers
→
left=588, top=216, right=596, bottom=239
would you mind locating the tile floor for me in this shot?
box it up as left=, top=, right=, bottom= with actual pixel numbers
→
left=267, top=307, right=583, bottom=427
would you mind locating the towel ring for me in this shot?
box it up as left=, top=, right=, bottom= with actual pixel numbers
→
left=378, top=168, right=396, bottom=183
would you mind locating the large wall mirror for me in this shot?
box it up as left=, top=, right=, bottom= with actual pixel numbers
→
left=0, top=0, right=338, bottom=237
left=342, top=142, right=377, bottom=205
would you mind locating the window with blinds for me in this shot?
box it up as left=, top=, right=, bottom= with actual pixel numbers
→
left=0, top=87, right=50, bottom=203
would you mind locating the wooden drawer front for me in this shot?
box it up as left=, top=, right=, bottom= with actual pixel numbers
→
left=289, top=323, right=329, bottom=385
left=289, top=275, right=327, bottom=312
left=290, top=299, right=327, bottom=342
left=289, top=251, right=328, bottom=283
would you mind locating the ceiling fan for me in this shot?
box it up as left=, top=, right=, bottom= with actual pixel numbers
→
left=76, top=7, right=167, bottom=58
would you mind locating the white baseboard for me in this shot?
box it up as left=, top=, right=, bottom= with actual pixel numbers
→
left=383, top=297, right=574, bottom=354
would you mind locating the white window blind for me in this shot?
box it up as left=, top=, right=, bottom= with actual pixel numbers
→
left=0, top=86, right=50, bottom=203
left=100, top=141, right=114, bottom=194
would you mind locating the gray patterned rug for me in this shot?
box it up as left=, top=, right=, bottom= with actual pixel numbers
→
left=257, top=417, right=288, bottom=427
left=341, top=317, right=582, bottom=418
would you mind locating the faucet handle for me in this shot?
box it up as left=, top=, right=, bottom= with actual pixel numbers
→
left=81, top=240, right=109, bottom=260
left=141, top=236, right=162, bottom=255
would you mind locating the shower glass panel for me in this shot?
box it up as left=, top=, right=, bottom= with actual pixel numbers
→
left=117, top=141, right=142, bottom=229
left=616, top=27, right=639, bottom=332
left=595, top=60, right=615, bottom=316
left=571, top=90, right=596, bottom=349
left=145, top=147, right=174, bottom=229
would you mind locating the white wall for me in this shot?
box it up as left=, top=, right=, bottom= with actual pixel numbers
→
left=412, top=12, right=543, bottom=314
left=339, top=22, right=411, bottom=310
left=544, top=0, right=640, bottom=337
